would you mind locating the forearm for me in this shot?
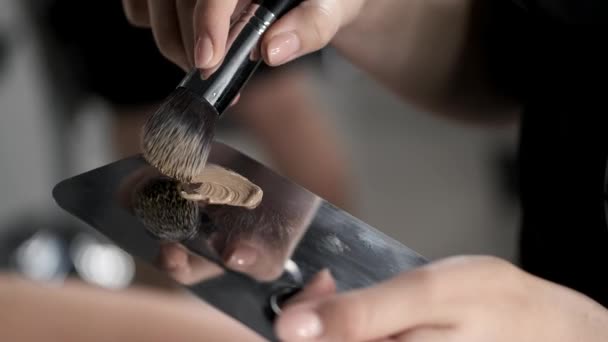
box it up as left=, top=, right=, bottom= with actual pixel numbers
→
left=0, top=275, right=262, bottom=341
left=331, top=0, right=521, bottom=123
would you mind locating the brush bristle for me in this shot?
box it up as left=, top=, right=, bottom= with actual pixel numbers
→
left=132, top=177, right=200, bottom=241
left=142, top=87, right=218, bottom=183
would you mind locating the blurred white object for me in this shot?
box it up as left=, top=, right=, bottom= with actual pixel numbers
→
left=14, top=230, right=67, bottom=282
left=70, top=234, right=135, bottom=289
left=284, top=259, right=302, bottom=285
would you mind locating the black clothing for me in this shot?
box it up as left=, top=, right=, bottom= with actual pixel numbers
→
left=491, top=0, right=608, bottom=306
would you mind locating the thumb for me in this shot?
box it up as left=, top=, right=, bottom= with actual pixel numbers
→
left=275, top=268, right=454, bottom=342
left=262, top=0, right=360, bottom=66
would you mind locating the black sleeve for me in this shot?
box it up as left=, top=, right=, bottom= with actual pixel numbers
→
left=479, top=0, right=607, bottom=103
left=475, top=0, right=532, bottom=103
left=521, top=0, right=608, bottom=24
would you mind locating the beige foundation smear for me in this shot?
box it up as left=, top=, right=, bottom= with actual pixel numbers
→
left=179, top=164, right=263, bottom=209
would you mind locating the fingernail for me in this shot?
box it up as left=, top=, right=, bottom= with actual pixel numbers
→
left=306, top=269, right=331, bottom=286
left=229, top=93, right=241, bottom=107
left=227, top=243, right=258, bottom=269
left=267, top=31, right=300, bottom=65
left=160, top=244, right=187, bottom=270
left=195, top=36, right=214, bottom=68
left=316, top=269, right=332, bottom=281
left=277, top=309, right=323, bottom=341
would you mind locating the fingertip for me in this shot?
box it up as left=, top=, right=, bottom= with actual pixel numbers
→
left=193, top=0, right=238, bottom=69
left=159, top=243, right=188, bottom=271
left=225, top=242, right=258, bottom=270
left=311, top=269, right=337, bottom=294
left=276, top=307, right=324, bottom=342
left=262, top=2, right=340, bottom=66
left=229, top=93, right=241, bottom=107
left=195, top=35, right=214, bottom=68
left=263, top=31, right=302, bottom=66
left=194, top=31, right=227, bottom=70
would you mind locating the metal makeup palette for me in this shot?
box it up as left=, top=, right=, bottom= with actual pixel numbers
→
left=53, top=141, right=427, bottom=341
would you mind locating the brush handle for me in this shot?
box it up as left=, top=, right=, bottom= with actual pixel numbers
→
left=179, top=0, right=303, bottom=115
left=254, top=0, right=303, bottom=18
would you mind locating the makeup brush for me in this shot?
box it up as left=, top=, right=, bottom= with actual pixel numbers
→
left=142, top=0, right=303, bottom=183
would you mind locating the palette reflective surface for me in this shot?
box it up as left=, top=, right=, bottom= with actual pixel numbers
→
left=53, top=142, right=427, bottom=341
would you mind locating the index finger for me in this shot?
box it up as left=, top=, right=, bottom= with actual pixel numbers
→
left=193, top=0, right=239, bottom=68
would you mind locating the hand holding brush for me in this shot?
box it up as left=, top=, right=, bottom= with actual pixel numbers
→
left=127, top=0, right=303, bottom=182
left=123, top=0, right=365, bottom=182
left=122, top=0, right=366, bottom=71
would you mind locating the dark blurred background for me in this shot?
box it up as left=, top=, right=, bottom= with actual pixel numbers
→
left=0, top=0, right=520, bottom=289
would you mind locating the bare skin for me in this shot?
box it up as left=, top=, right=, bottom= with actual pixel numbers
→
left=0, top=274, right=264, bottom=341
left=0, top=269, right=338, bottom=341
left=277, top=256, right=608, bottom=341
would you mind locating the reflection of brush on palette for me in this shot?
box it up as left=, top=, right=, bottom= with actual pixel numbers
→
left=131, top=178, right=200, bottom=242
left=131, top=165, right=264, bottom=242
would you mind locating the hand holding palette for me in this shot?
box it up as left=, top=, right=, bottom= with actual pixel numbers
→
left=53, top=142, right=427, bottom=341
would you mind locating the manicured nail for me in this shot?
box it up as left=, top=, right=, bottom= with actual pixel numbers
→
left=160, top=244, right=187, bottom=270
left=195, top=36, right=214, bottom=68
left=267, top=31, right=301, bottom=65
left=227, top=243, right=258, bottom=269
left=314, top=269, right=332, bottom=282
left=229, top=93, right=241, bottom=107
left=277, top=309, right=323, bottom=341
